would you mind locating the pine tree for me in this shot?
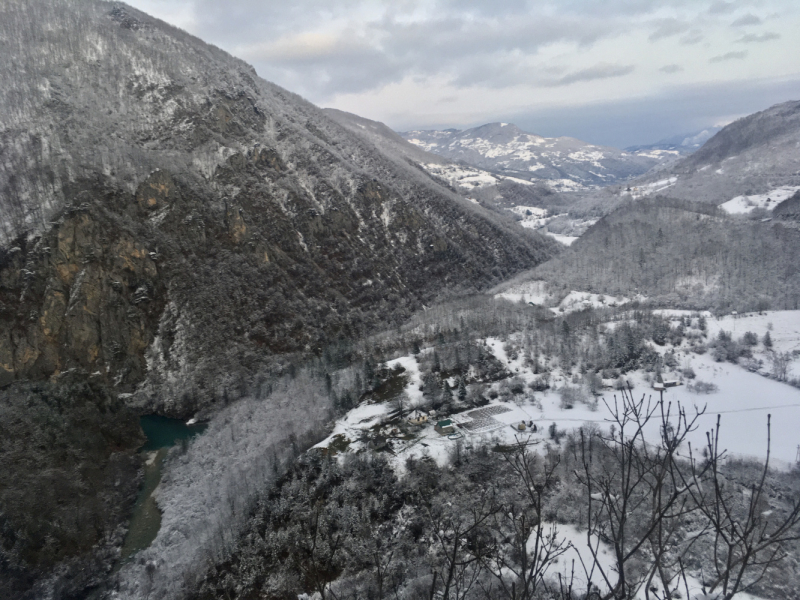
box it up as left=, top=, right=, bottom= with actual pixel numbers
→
left=763, top=331, right=773, bottom=349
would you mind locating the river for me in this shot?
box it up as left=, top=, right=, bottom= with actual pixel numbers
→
left=120, top=415, right=207, bottom=560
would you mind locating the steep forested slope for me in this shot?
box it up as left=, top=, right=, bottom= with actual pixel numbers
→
left=0, top=0, right=558, bottom=412
left=531, top=198, right=800, bottom=312
left=0, top=1, right=558, bottom=596
left=774, top=190, right=800, bottom=221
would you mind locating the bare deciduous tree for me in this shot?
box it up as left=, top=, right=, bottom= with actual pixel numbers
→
left=680, top=414, right=800, bottom=600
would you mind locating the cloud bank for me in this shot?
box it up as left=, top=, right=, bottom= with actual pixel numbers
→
left=126, top=0, right=800, bottom=147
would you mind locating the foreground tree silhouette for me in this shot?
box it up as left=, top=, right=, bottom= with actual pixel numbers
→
left=571, top=387, right=800, bottom=600
left=679, top=414, right=800, bottom=600
left=573, top=387, right=708, bottom=599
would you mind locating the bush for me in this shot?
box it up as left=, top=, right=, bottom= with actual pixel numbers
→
left=528, top=378, right=550, bottom=392
left=688, top=380, right=718, bottom=394
left=741, top=331, right=758, bottom=346
left=508, top=377, right=525, bottom=395
left=559, top=385, right=587, bottom=409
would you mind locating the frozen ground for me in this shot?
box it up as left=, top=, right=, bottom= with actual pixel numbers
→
left=422, top=162, right=502, bottom=191
left=494, top=279, right=553, bottom=306
left=652, top=309, right=800, bottom=354
left=720, top=186, right=800, bottom=215
left=552, top=291, right=639, bottom=314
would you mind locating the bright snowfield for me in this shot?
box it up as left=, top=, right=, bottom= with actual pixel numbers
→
left=546, top=232, right=579, bottom=245
left=550, top=290, right=640, bottom=314
left=720, top=186, right=800, bottom=215
left=509, top=205, right=549, bottom=226
left=494, top=279, right=554, bottom=305
left=630, top=148, right=681, bottom=160
left=419, top=162, right=583, bottom=194
left=421, top=162, right=507, bottom=191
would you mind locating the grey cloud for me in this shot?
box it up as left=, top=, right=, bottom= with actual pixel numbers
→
left=649, top=18, right=690, bottom=41
left=547, top=63, right=635, bottom=87
left=496, top=76, right=800, bottom=148
left=731, top=13, right=762, bottom=26
left=123, top=0, right=790, bottom=107
left=680, top=30, right=705, bottom=44
left=709, top=50, right=748, bottom=62
left=708, top=1, right=739, bottom=15
left=736, top=32, right=780, bottom=43
left=660, top=64, right=684, bottom=73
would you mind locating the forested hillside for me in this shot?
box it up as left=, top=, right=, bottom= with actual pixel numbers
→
left=0, top=1, right=557, bottom=596
left=531, top=197, right=800, bottom=312
left=0, top=0, right=557, bottom=413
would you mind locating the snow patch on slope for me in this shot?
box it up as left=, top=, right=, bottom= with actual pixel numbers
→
left=720, top=186, right=800, bottom=215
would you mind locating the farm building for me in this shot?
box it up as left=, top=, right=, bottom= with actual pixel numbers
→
left=435, top=419, right=455, bottom=435
left=407, top=410, right=428, bottom=425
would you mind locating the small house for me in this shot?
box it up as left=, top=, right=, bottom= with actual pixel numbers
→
left=435, top=419, right=455, bottom=435
left=368, top=436, right=388, bottom=450
left=407, top=410, right=428, bottom=425
left=654, top=375, right=681, bottom=390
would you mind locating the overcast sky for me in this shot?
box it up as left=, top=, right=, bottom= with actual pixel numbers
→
left=126, top=0, right=800, bottom=148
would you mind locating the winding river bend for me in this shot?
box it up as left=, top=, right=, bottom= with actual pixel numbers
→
left=120, top=415, right=207, bottom=560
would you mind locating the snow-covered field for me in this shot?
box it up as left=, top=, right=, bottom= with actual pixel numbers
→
left=552, top=291, right=639, bottom=314
left=421, top=162, right=502, bottom=190
left=720, top=186, right=800, bottom=215
left=494, top=279, right=553, bottom=305
left=509, top=205, right=548, bottom=222
left=316, top=312, right=800, bottom=472
left=495, top=284, right=640, bottom=314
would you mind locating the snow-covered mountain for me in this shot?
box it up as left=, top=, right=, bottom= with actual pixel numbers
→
left=325, top=109, right=564, bottom=214
left=613, top=100, right=800, bottom=205
left=400, top=123, right=677, bottom=189
left=625, top=127, right=722, bottom=155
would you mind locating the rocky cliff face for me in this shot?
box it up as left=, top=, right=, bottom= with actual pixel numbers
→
left=0, top=195, right=164, bottom=390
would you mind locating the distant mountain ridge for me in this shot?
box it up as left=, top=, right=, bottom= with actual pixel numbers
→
left=624, top=127, right=721, bottom=155
left=616, top=100, right=800, bottom=205
left=325, top=109, right=561, bottom=207
left=400, top=122, right=678, bottom=190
